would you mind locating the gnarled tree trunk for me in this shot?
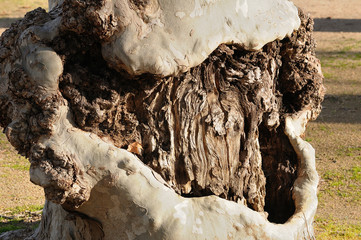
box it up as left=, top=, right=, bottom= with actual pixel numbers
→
left=0, top=0, right=324, bottom=239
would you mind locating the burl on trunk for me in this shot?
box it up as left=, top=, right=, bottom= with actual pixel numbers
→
left=0, top=0, right=324, bottom=239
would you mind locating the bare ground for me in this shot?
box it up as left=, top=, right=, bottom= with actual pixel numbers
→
left=292, top=0, right=361, bottom=238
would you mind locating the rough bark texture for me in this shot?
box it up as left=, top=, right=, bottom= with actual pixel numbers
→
left=0, top=2, right=324, bottom=239
left=56, top=11, right=322, bottom=221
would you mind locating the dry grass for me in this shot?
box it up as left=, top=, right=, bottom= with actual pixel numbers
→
left=0, top=0, right=47, bottom=34
left=0, top=131, right=44, bottom=212
left=0, top=0, right=47, bottom=18
left=0, top=130, right=44, bottom=234
left=305, top=32, right=361, bottom=239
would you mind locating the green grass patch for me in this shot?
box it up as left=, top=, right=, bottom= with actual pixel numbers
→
left=320, top=58, right=361, bottom=69
left=0, top=156, right=30, bottom=171
left=351, top=166, right=361, bottom=182
left=0, top=131, right=30, bottom=171
left=318, top=125, right=329, bottom=132
left=340, top=40, right=361, bottom=52
left=323, top=170, right=344, bottom=182
left=0, top=205, right=43, bottom=234
left=0, top=222, right=25, bottom=234
left=314, top=124, right=333, bottom=136
left=0, top=218, right=39, bottom=234
left=336, top=146, right=361, bottom=158
left=322, top=71, right=335, bottom=79
left=1, top=162, right=29, bottom=171
left=318, top=44, right=361, bottom=69
left=0, top=131, right=14, bottom=152
left=3, top=205, right=43, bottom=215
left=315, top=218, right=361, bottom=240
left=321, top=166, right=361, bottom=202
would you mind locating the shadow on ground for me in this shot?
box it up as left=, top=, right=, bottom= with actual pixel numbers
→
left=0, top=18, right=22, bottom=28
left=317, top=51, right=361, bottom=59
left=316, top=95, right=361, bottom=124
left=314, top=18, right=361, bottom=32
left=0, top=219, right=39, bottom=239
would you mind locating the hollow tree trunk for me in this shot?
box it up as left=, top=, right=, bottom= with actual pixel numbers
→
left=0, top=1, right=324, bottom=239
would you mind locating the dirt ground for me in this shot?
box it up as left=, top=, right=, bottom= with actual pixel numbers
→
left=0, top=0, right=360, bottom=238
left=293, top=0, right=361, bottom=238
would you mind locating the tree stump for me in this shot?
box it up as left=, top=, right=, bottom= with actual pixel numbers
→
left=0, top=0, right=324, bottom=239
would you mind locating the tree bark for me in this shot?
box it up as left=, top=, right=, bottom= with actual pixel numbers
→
left=0, top=3, right=324, bottom=239
left=56, top=10, right=323, bottom=222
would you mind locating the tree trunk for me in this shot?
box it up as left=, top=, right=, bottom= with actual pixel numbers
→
left=0, top=2, right=324, bottom=239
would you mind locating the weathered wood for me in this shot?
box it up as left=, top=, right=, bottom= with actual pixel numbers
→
left=0, top=2, right=324, bottom=239
left=54, top=11, right=322, bottom=221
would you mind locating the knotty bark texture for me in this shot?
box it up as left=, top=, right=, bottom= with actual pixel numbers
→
left=57, top=11, right=323, bottom=222
left=0, top=2, right=324, bottom=239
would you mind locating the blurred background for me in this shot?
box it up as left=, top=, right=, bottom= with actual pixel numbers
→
left=0, top=0, right=360, bottom=238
